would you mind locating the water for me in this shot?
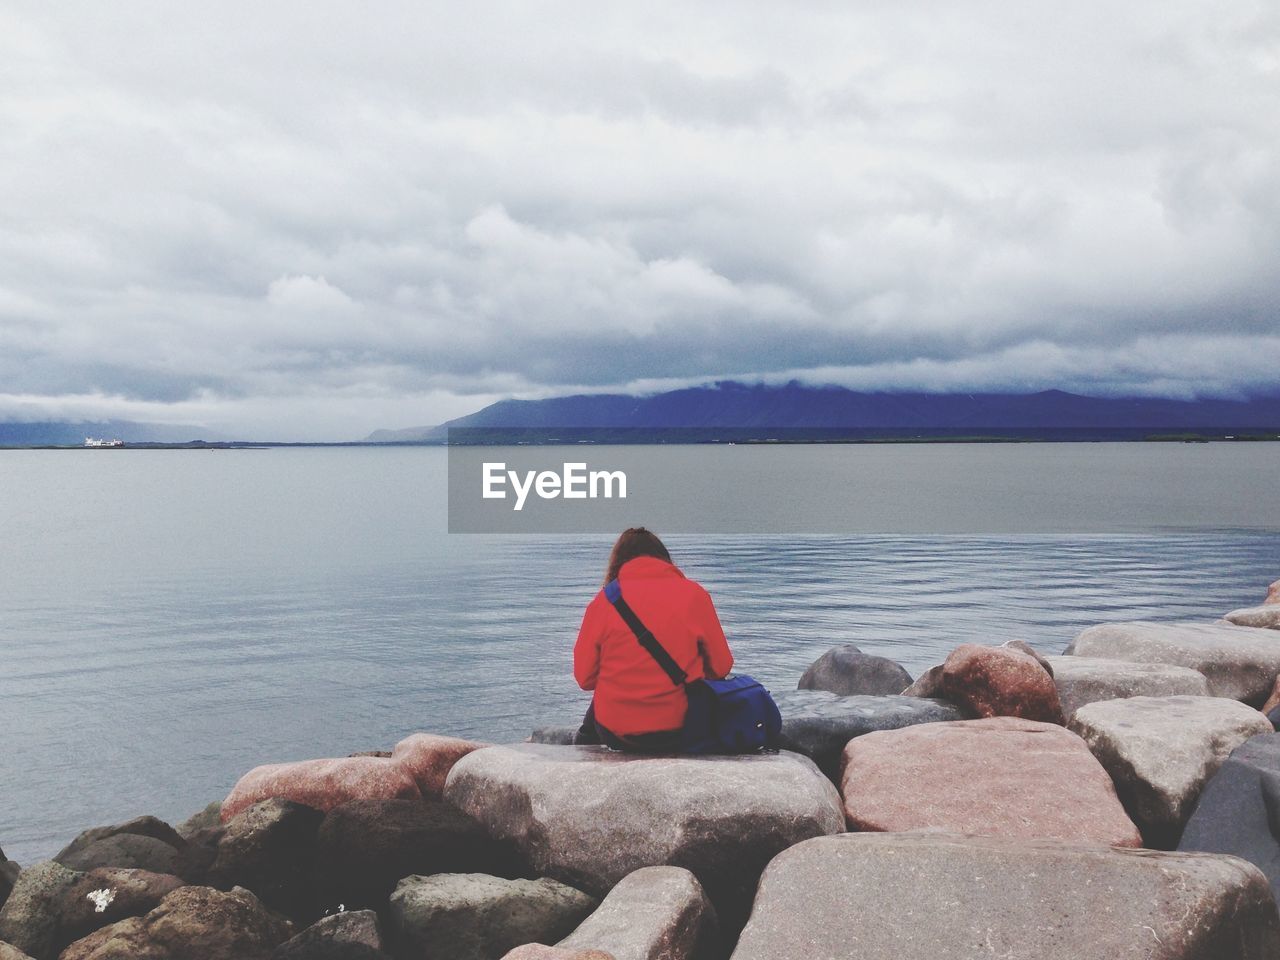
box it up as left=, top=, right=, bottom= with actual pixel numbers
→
left=1, top=444, right=1278, bottom=865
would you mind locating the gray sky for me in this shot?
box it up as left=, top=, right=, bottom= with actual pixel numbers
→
left=2, top=1, right=1278, bottom=439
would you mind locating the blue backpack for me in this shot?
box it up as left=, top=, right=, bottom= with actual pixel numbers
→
left=604, top=579, right=782, bottom=754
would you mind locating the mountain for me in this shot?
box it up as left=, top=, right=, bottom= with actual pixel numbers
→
left=0, top=420, right=220, bottom=447
left=366, top=383, right=1280, bottom=443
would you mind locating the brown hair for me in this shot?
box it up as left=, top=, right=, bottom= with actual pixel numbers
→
left=604, top=527, right=672, bottom=585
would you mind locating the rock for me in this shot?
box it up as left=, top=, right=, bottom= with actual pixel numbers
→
left=796, top=645, right=912, bottom=697
left=223, top=734, right=485, bottom=823
left=271, top=909, right=386, bottom=959
left=389, top=874, right=596, bottom=960
left=54, top=818, right=185, bottom=867
left=1179, top=732, right=1280, bottom=903
left=1066, top=620, right=1280, bottom=705
left=840, top=716, right=1141, bottom=846
left=0, top=849, right=17, bottom=910
left=501, top=947, right=614, bottom=960
left=557, top=866, right=717, bottom=960
left=1268, top=579, right=1280, bottom=605
left=315, top=798, right=520, bottom=913
left=0, top=941, right=34, bottom=960
left=1225, top=605, right=1280, bottom=630
left=1069, top=695, right=1273, bottom=848
left=59, top=885, right=291, bottom=960
left=444, top=744, right=843, bottom=934
left=55, top=868, right=186, bottom=955
left=1263, top=676, right=1280, bottom=717
left=772, top=691, right=966, bottom=779
left=0, top=861, right=79, bottom=960
left=1045, top=654, right=1211, bottom=719
left=175, top=803, right=222, bottom=839
left=172, top=826, right=223, bottom=886
left=208, top=799, right=324, bottom=920
left=56, top=836, right=180, bottom=876
left=731, top=833, right=1280, bottom=960
left=527, top=728, right=578, bottom=746
left=899, top=663, right=943, bottom=698
left=389, top=734, right=486, bottom=798
left=939, top=643, right=1064, bottom=724
left=1000, top=639, right=1053, bottom=677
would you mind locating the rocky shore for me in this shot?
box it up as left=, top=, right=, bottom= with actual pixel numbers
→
left=3, top=578, right=1280, bottom=959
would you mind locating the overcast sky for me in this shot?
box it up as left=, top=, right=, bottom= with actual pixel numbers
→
left=2, top=1, right=1278, bottom=439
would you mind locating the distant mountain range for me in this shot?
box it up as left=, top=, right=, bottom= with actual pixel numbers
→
left=367, top=383, right=1280, bottom=443
left=0, top=420, right=218, bottom=447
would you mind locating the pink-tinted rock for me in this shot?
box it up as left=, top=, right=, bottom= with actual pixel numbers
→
left=840, top=717, right=1141, bottom=846
left=500, top=947, right=615, bottom=960
left=1266, top=579, right=1280, bottom=606
left=222, top=734, right=488, bottom=822
left=940, top=643, right=1064, bottom=724
left=391, top=734, right=486, bottom=798
left=222, top=758, right=421, bottom=822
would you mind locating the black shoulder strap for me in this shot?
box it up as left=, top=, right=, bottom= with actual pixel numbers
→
left=604, top=579, right=687, bottom=687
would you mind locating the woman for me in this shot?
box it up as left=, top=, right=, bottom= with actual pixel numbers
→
left=574, top=527, right=734, bottom=752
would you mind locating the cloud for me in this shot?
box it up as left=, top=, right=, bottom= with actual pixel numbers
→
left=0, top=1, right=1277, bottom=438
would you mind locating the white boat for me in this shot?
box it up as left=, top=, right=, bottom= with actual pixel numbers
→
left=84, top=437, right=124, bottom=447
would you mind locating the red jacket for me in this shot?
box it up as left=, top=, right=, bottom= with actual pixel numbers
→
left=574, top=556, right=734, bottom=736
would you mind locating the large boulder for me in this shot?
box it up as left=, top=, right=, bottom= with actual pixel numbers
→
left=1069, top=695, right=1273, bottom=848
left=175, top=803, right=222, bottom=839
left=223, top=734, right=484, bottom=822
left=938, top=643, right=1064, bottom=724
left=315, top=798, right=521, bottom=913
left=1267, top=579, right=1280, bottom=606
left=389, top=874, right=596, bottom=960
left=557, top=867, right=717, bottom=960
left=839, top=717, right=1141, bottom=846
left=444, top=744, right=843, bottom=934
left=796, top=645, right=912, bottom=697
left=58, top=885, right=291, bottom=960
left=55, top=869, right=186, bottom=955
left=1066, top=621, right=1280, bottom=705
left=54, top=818, right=186, bottom=877
left=1179, top=732, right=1280, bottom=903
left=208, top=799, right=324, bottom=920
left=1046, top=655, right=1211, bottom=719
left=1225, top=605, right=1280, bottom=630
left=731, top=833, right=1280, bottom=960
left=271, top=909, right=387, bottom=959
left=772, top=691, right=965, bottom=779
left=0, top=861, right=79, bottom=960
left=55, top=819, right=185, bottom=867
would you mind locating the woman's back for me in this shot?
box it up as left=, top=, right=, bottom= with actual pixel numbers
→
left=575, top=554, right=733, bottom=737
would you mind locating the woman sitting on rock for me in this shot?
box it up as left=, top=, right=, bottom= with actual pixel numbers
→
left=574, top=527, right=734, bottom=753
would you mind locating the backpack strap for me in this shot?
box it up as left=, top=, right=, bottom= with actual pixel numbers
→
left=604, top=579, right=688, bottom=687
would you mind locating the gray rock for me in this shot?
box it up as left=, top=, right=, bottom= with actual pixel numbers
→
left=1225, top=605, right=1280, bottom=630
left=272, top=909, right=386, bottom=959
left=209, top=798, right=324, bottom=920
left=796, top=645, right=912, bottom=697
left=0, top=860, right=79, bottom=960
left=0, top=849, right=17, bottom=910
left=1179, top=732, right=1280, bottom=903
left=57, top=835, right=181, bottom=875
left=557, top=866, right=717, bottom=960
left=54, top=867, right=186, bottom=955
left=443, top=744, right=843, bottom=934
left=1046, top=655, right=1212, bottom=719
left=528, top=727, right=579, bottom=746
left=390, top=874, right=596, bottom=960
left=773, top=690, right=966, bottom=779
left=176, top=802, right=223, bottom=839
left=0, top=942, right=35, bottom=960
left=731, top=833, right=1280, bottom=960
left=1069, top=695, right=1272, bottom=848
left=1065, top=621, right=1280, bottom=705
left=55, top=817, right=185, bottom=866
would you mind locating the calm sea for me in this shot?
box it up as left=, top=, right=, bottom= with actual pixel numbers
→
left=1, top=444, right=1278, bottom=865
